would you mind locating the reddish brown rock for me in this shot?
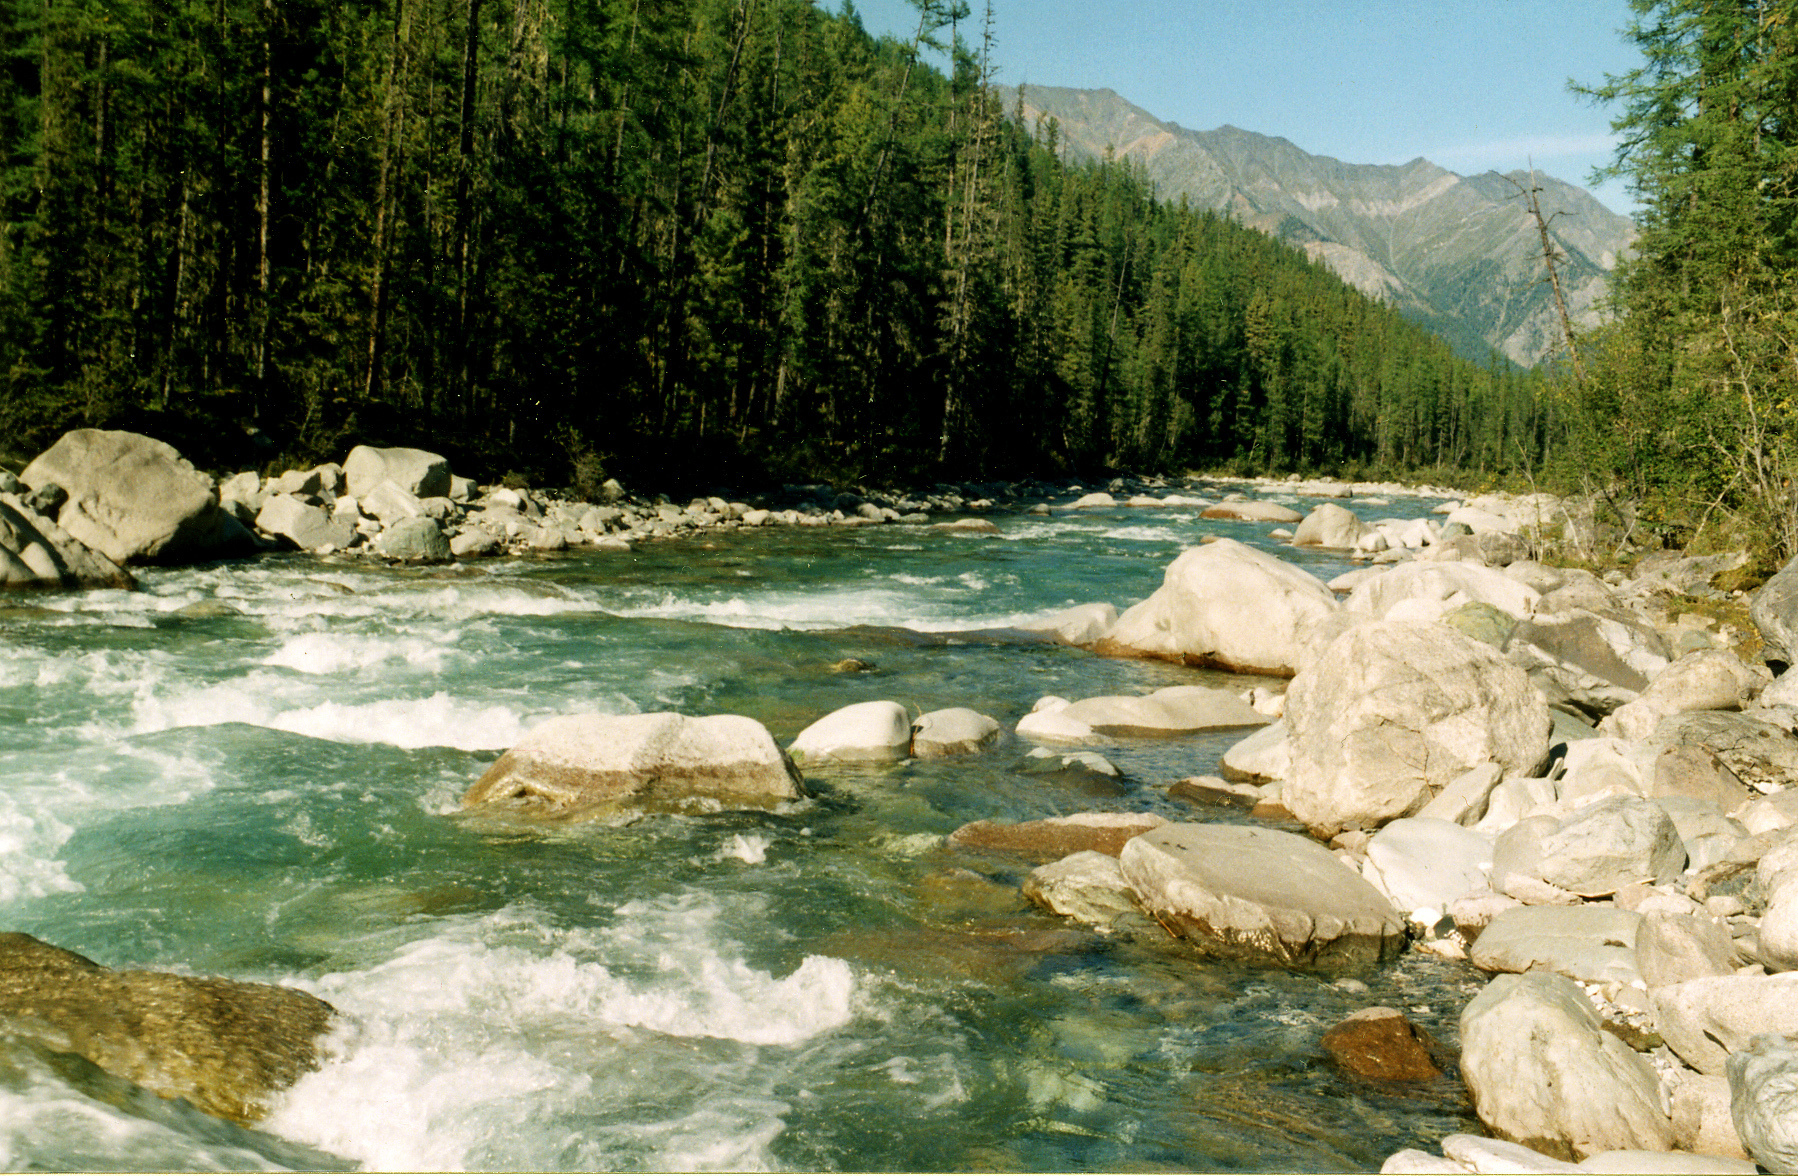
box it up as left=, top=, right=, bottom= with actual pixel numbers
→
left=1319, top=1006, right=1446, bottom=1081
left=946, top=812, right=1166, bottom=862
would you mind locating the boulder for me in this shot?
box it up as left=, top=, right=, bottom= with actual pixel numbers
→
left=1669, top=1069, right=1752, bottom=1161
left=361, top=479, right=426, bottom=524
left=1219, top=720, right=1291, bottom=784
left=1021, top=851, right=1143, bottom=931
left=1069, top=492, right=1116, bottom=508
left=1651, top=712, right=1798, bottom=795
left=1653, top=746, right=1754, bottom=814
left=1199, top=500, right=1304, bottom=523
left=0, top=494, right=135, bottom=589
left=1459, top=970, right=1673, bottom=1160
left=342, top=445, right=451, bottom=500
left=1318, top=1006, right=1445, bottom=1081
left=464, top=711, right=806, bottom=818
left=1361, top=818, right=1494, bottom=919
left=1015, top=696, right=1109, bottom=745
left=788, top=700, right=912, bottom=763
left=20, top=429, right=247, bottom=565
left=1506, top=609, right=1672, bottom=718
left=1096, top=539, right=1339, bottom=676
left=1058, top=685, right=1268, bottom=737
left=375, top=516, right=451, bottom=562
left=1010, top=746, right=1122, bottom=786
left=1637, top=910, right=1737, bottom=990
left=948, top=812, right=1166, bottom=862
left=1283, top=620, right=1552, bottom=837
left=1753, top=554, right=1798, bottom=669
left=254, top=493, right=355, bottom=551
left=1727, top=1033, right=1798, bottom=1173
left=1416, top=763, right=1505, bottom=826
left=1292, top=503, right=1368, bottom=548
left=1346, top=562, right=1540, bottom=624
left=1529, top=795, right=1687, bottom=897
left=1022, top=602, right=1117, bottom=646
left=1469, top=904, right=1644, bottom=987
left=1654, top=975, right=1798, bottom=1074
left=0, top=932, right=334, bottom=1126
left=1440, top=602, right=1519, bottom=649
left=1603, top=650, right=1770, bottom=743
left=910, top=708, right=1001, bottom=757
left=1578, top=1151, right=1755, bottom=1173
left=1657, top=796, right=1748, bottom=874
left=1118, top=823, right=1407, bottom=969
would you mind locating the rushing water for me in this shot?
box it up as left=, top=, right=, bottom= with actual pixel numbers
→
left=0, top=487, right=1487, bottom=1172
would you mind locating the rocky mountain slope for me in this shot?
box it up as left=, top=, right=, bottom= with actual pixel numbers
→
left=1006, top=85, right=1636, bottom=366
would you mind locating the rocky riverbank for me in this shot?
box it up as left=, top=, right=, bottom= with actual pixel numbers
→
left=9, top=427, right=1798, bottom=1173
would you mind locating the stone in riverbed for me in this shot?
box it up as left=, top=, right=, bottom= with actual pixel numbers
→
left=464, top=711, right=807, bottom=818
left=1292, top=503, right=1368, bottom=549
left=1319, top=1006, right=1446, bottom=1081
left=1200, top=500, right=1303, bottom=523
left=1654, top=974, right=1798, bottom=1075
left=0, top=932, right=334, bottom=1126
left=255, top=493, right=356, bottom=551
left=1022, top=684, right=1268, bottom=743
left=342, top=444, right=451, bottom=500
left=948, top=812, right=1166, bottom=862
left=1469, top=904, right=1643, bottom=987
left=788, top=700, right=912, bottom=763
left=910, top=708, right=1000, bottom=757
left=1282, top=620, right=1552, bottom=837
left=1459, top=970, right=1673, bottom=1160
left=1360, top=817, right=1493, bottom=919
left=0, top=494, right=135, bottom=590
left=1020, top=602, right=1117, bottom=646
left=1095, top=538, right=1339, bottom=676
left=1219, top=720, right=1290, bottom=784
left=1727, top=1033, right=1798, bottom=1173
left=375, top=516, right=451, bottom=562
left=21, top=428, right=251, bottom=565
left=1118, top=822, right=1407, bottom=969
left=1021, top=851, right=1143, bottom=931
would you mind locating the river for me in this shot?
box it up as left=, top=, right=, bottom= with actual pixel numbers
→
left=0, top=485, right=1484, bottom=1171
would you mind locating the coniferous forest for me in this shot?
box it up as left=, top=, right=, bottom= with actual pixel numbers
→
left=1, top=0, right=1550, bottom=490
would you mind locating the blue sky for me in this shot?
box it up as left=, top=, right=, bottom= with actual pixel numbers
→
left=846, top=0, right=1645, bottom=215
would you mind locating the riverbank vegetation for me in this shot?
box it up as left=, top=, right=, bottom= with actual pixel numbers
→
left=0, top=0, right=1546, bottom=490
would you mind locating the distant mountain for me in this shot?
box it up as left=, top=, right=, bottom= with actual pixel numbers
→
left=1004, top=86, right=1636, bottom=367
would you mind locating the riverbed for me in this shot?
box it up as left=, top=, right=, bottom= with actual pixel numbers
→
left=0, top=488, right=1485, bottom=1171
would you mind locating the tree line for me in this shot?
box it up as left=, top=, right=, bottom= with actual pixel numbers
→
left=0, top=0, right=1551, bottom=492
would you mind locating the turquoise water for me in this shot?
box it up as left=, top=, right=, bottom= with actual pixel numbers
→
left=0, top=491, right=1484, bottom=1171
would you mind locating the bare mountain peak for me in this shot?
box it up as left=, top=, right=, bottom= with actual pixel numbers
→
left=1005, top=85, right=1636, bottom=366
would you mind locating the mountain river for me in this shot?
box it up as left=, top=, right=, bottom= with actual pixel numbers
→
left=0, top=485, right=1487, bottom=1171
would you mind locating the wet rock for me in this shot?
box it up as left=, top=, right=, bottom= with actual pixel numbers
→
left=1118, top=822, right=1407, bottom=969
left=1021, top=851, right=1142, bottom=931
left=1459, top=970, right=1673, bottom=1160
left=1095, top=538, right=1338, bottom=676
left=1470, top=904, right=1643, bottom=987
left=0, top=932, right=334, bottom=1126
left=464, top=711, right=806, bottom=819
left=947, top=812, right=1166, bottom=862
left=1020, top=602, right=1117, bottom=646
left=0, top=494, right=135, bottom=590
left=1009, top=746, right=1121, bottom=786
left=788, top=700, right=912, bottom=763
left=342, top=444, right=451, bottom=500
left=1199, top=500, right=1303, bottom=523
left=1318, top=1006, right=1445, bottom=1080
left=910, top=708, right=1000, bottom=757
left=1292, top=503, right=1368, bottom=548
left=1283, top=620, right=1552, bottom=837
left=21, top=429, right=250, bottom=565
left=1727, top=1033, right=1798, bottom=1172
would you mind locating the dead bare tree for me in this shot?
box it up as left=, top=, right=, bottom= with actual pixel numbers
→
left=1502, top=164, right=1585, bottom=382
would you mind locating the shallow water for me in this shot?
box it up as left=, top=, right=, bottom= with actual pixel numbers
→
left=0, top=492, right=1485, bottom=1171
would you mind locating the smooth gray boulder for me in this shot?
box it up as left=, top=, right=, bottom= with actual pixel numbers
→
left=790, top=701, right=912, bottom=763
left=464, top=711, right=806, bottom=819
left=1652, top=712, right=1798, bottom=795
left=1459, top=971, right=1673, bottom=1159
left=1637, top=910, right=1737, bottom=990
left=1506, top=609, right=1672, bottom=718
left=1604, top=650, right=1769, bottom=743
left=1292, top=502, right=1368, bottom=548
left=1345, top=561, right=1540, bottom=624
left=1753, top=554, right=1798, bottom=669
left=0, top=494, right=134, bottom=589
left=1096, top=538, right=1338, bottom=676
left=1283, top=620, right=1552, bottom=836
left=0, top=932, right=334, bottom=1126
left=1200, top=500, right=1303, bottom=523
left=342, top=444, right=451, bottom=500
left=375, top=516, right=451, bottom=562
left=254, top=493, right=355, bottom=551
left=1470, top=904, right=1644, bottom=987
left=20, top=428, right=247, bottom=565
left=910, top=708, right=1001, bottom=757
left=1654, top=975, right=1798, bottom=1075
left=1727, top=1033, right=1798, bottom=1173
left=1361, top=817, right=1494, bottom=918
left=1530, top=795, right=1687, bottom=897
left=1118, top=823, right=1407, bottom=969
left=1059, top=685, right=1267, bottom=737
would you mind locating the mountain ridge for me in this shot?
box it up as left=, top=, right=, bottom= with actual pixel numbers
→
left=1005, top=85, right=1635, bottom=366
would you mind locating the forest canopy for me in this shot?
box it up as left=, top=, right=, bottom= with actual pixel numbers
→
left=0, top=0, right=1548, bottom=490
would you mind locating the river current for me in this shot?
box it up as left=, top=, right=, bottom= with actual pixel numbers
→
left=0, top=487, right=1486, bottom=1172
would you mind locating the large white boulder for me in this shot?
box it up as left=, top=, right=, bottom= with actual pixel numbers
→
left=1346, top=562, right=1540, bottom=625
left=1459, top=971, right=1673, bottom=1160
left=254, top=493, right=355, bottom=551
left=463, top=711, right=806, bottom=818
left=0, top=494, right=134, bottom=589
left=1119, top=823, right=1406, bottom=969
left=20, top=429, right=247, bottom=565
left=1603, top=650, right=1770, bottom=743
left=788, top=700, right=912, bottom=764
left=1283, top=620, right=1553, bottom=836
left=1727, top=1034, right=1798, bottom=1173
left=1098, top=539, right=1339, bottom=676
left=1361, top=818, right=1493, bottom=919
left=1527, top=795, right=1687, bottom=897
left=1292, top=503, right=1368, bottom=548
left=343, top=445, right=451, bottom=500
left=1654, top=975, right=1798, bottom=1075
left=1021, top=602, right=1117, bottom=646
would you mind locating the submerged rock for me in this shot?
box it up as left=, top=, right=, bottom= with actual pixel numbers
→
left=910, top=708, right=1000, bottom=757
left=464, top=711, right=807, bottom=818
left=948, top=812, right=1166, bottom=862
left=1319, top=1006, right=1445, bottom=1081
left=1118, top=822, right=1406, bottom=969
left=0, top=932, right=334, bottom=1126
